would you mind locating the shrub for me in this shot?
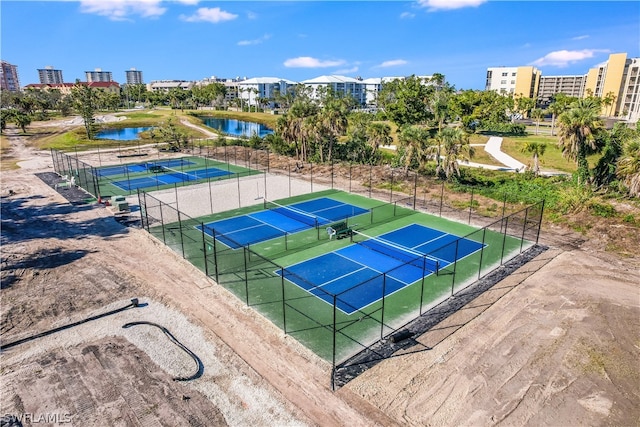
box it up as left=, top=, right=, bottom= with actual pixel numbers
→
left=587, top=201, right=617, bottom=218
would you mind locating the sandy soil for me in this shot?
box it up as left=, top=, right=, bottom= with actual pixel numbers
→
left=1, top=118, right=639, bottom=427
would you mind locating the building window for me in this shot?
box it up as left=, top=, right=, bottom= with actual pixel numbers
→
left=511, top=80, right=515, bottom=84
left=501, top=80, right=507, bottom=84
left=502, top=72, right=508, bottom=77
left=512, top=72, right=516, bottom=76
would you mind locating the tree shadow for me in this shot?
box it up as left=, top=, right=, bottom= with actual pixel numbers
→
left=1, top=194, right=130, bottom=245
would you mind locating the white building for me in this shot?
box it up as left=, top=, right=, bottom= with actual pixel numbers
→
left=147, top=80, right=194, bottom=92
left=236, top=77, right=297, bottom=109
left=300, top=75, right=366, bottom=105
left=85, top=68, right=113, bottom=83
left=125, top=68, right=144, bottom=85
left=38, top=66, right=64, bottom=85
left=485, top=66, right=541, bottom=98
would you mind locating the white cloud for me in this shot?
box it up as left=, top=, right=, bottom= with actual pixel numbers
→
left=283, top=57, right=346, bottom=68
left=79, top=0, right=166, bottom=21
left=376, top=59, right=408, bottom=68
left=400, top=12, right=415, bottom=19
left=180, top=7, right=238, bottom=23
left=417, top=0, right=487, bottom=11
left=531, top=49, right=608, bottom=68
left=176, top=0, right=199, bottom=4
left=334, top=66, right=359, bottom=75
left=572, top=35, right=589, bottom=41
left=237, top=34, right=271, bottom=46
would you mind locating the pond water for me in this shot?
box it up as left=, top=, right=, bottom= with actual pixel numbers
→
left=95, top=127, right=153, bottom=140
left=201, top=117, right=274, bottom=138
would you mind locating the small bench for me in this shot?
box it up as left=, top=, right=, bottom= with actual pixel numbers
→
left=327, top=221, right=354, bottom=240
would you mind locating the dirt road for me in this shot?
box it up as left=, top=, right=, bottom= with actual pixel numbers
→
left=1, top=121, right=638, bottom=426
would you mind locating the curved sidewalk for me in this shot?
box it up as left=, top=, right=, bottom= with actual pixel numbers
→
left=484, top=136, right=526, bottom=172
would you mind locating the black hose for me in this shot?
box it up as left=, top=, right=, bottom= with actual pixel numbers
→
left=1, top=298, right=141, bottom=351
left=122, top=321, right=203, bottom=382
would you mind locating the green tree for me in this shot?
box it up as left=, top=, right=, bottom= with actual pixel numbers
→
left=557, top=98, right=604, bottom=185
left=397, top=125, right=432, bottom=173
left=157, top=116, right=188, bottom=149
left=616, top=136, right=640, bottom=197
left=592, top=123, right=631, bottom=188
left=530, top=108, right=545, bottom=135
left=365, top=122, right=392, bottom=156
left=377, top=75, right=433, bottom=126
left=602, top=91, right=617, bottom=117
left=520, top=141, right=547, bottom=176
left=71, top=83, right=98, bottom=139
left=437, top=127, right=473, bottom=179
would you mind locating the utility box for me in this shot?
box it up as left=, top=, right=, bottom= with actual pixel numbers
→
left=111, top=195, right=129, bottom=212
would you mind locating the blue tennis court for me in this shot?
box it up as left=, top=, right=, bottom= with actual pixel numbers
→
left=279, top=223, right=486, bottom=314
left=110, top=167, right=231, bottom=191
left=95, top=159, right=195, bottom=177
left=198, top=197, right=369, bottom=249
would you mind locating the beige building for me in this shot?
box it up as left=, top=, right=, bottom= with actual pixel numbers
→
left=485, top=66, right=541, bottom=98
left=486, top=53, right=639, bottom=122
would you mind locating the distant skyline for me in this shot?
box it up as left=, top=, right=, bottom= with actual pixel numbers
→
left=2, top=1, right=639, bottom=90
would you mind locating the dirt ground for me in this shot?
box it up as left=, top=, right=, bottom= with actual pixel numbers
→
left=1, top=119, right=639, bottom=427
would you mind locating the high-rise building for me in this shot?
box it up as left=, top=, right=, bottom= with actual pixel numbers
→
left=485, top=66, right=541, bottom=98
left=537, top=75, right=586, bottom=106
left=85, top=68, right=113, bottom=83
left=1, top=60, right=21, bottom=92
left=125, top=68, right=143, bottom=85
left=485, top=53, right=639, bottom=122
left=38, top=65, right=64, bottom=84
left=585, top=53, right=639, bottom=119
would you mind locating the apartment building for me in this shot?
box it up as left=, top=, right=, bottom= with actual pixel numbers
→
left=485, top=66, right=541, bottom=98
left=300, top=75, right=367, bottom=105
left=85, top=68, right=113, bottom=83
left=486, top=53, right=639, bottom=122
left=125, top=68, right=144, bottom=85
left=236, top=77, right=297, bottom=108
left=147, top=80, right=194, bottom=92
left=537, top=75, right=586, bottom=106
left=38, top=66, right=64, bottom=85
left=1, top=60, right=21, bottom=92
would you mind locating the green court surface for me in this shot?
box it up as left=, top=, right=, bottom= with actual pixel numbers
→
left=89, top=156, right=260, bottom=197
left=144, top=189, right=534, bottom=363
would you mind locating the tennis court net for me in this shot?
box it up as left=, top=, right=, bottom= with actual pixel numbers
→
left=159, top=165, right=200, bottom=182
left=264, top=200, right=326, bottom=228
left=352, top=230, right=440, bottom=274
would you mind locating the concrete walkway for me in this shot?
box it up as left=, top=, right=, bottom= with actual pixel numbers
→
left=484, top=136, right=526, bottom=172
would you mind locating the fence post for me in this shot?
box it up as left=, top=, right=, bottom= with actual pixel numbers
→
left=380, top=275, right=387, bottom=340
left=535, top=200, right=545, bottom=244
left=369, top=165, right=372, bottom=198
left=500, top=216, right=509, bottom=265
left=332, top=295, right=337, bottom=391
left=450, top=240, right=460, bottom=295
left=243, top=247, right=250, bottom=305
left=520, top=207, right=529, bottom=253
left=478, top=227, right=487, bottom=279
left=468, top=189, right=474, bottom=224
left=439, top=181, right=444, bottom=217
left=177, top=210, right=185, bottom=258
left=390, top=169, right=394, bottom=203
left=281, top=268, right=287, bottom=333
left=413, top=173, right=417, bottom=210
left=201, top=223, right=209, bottom=277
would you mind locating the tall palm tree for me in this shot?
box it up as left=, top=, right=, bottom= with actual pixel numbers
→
left=616, top=137, right=640, bottom=197
left=365, top=122, right=392, bottom=156
left=520, top=141, right=547, bottom=176
left=556, top=98, right=604, bottom=185
left=398, top=125, right=431, bottom=174
left=530, top=108, right=545, bottom=135
left=438, top=127, right=473, bottom=180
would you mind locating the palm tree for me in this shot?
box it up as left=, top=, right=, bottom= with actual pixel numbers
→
left=520, top=141, right=547, bottom=176
left=602, top=91, right=617, bottom=117
left=365, top=122, right=392, bottom=156
left=616, top=137, right=640, bottom=197
left=398, top=125, right=431, bottom=174
left=438, top=127, right=473, bottom=179
left=530, top=108, right=545, bottom=135
left=556, top=98, right=604, bottom=185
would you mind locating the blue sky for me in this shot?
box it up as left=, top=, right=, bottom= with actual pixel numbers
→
left=2, top=1, right=638, bottom=90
